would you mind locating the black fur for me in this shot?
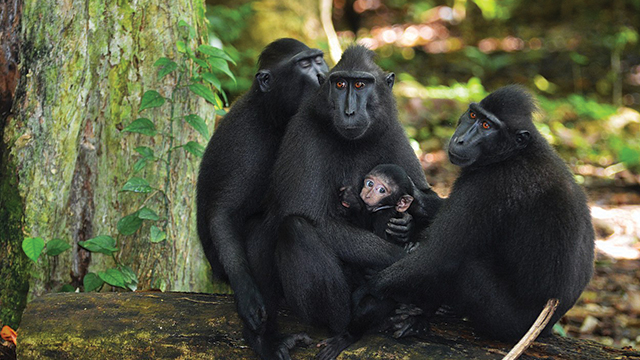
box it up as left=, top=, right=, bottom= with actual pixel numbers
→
left=267, top=45, right=443, bottom=335
left=196, top=38, right=328, bottom=360
left=341, top=164, right=416, bottom=245
left=319, top=85, right=595, bottom=358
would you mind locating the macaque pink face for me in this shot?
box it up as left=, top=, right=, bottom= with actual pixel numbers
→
left=360, top=175, right=392, bottom=209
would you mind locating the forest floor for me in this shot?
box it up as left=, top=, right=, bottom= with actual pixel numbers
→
left=563, top=198, right=640, bottom=350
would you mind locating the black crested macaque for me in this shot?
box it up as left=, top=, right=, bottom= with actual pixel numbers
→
left=316, top=85, right=595, bottom=360
left=268, top=45, right=443, bottom=340
left=339, top=164, right=420, bottom=252
left=196, top=38, right=328, bottom=360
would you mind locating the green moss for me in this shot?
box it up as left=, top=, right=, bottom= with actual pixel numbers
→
left=0, top=148, right=29, bottom=328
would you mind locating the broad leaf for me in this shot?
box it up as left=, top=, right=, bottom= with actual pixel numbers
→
left=133, top=158, right=147, bottom=173
left=59, top=284, right=76, bottom=293
left=184, top=114, right=209, bottom=139
left=121, top=177, right=154, bottom=193
left=45, top=238, right=72, bottom=256
left=22, top=237, right=45, bottom=262
left=177, top=20, right=196, bottom=39
left=183, top=141, right=205, bottom=158
left=188, top=83, right=217, bottom=105
left=197, top=45, right=236, bottom=65
left=155, top=58, right=178, bottom=80
left=176, top=40, right=187, bottom=53
left=193, top=57, right=209, bottom=69
left=79, top=235, right=118, bottom=256
left=98, top=269, right=126, bottom=289
left=150, top=225, right=167, bottom=243
left=138, top=207, right=159, bottom=221
left=139, top=90, right=165, bottom=112
left=202, top=72, right=221, bottom=90
left=123, top=118, right=157, bottom=136
left=119, top=265, right=139, bottom=291
left=154, top=57, right=173, bottom=67
left=209, top=58, right=236, bottom=84
left=117, top=212, right=143, bottom=235
left=83, top=272, right=104, bottom=292
left=134, top=146, right=154, bottom=159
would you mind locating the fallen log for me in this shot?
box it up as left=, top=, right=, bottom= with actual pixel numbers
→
left=18, top=292, right=640, bottom=360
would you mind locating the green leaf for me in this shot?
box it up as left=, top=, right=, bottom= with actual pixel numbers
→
left=150, top=225, right=167, bottom=243
left=59, top=284, right=76, bottom=293
left=154, top=57, right=173, bottom=66
left=176, top=40, right=187, bottom=53
left=45, top=238, right=72, bottom=256
left=209, top=58, right=236, bottom=84
left=117, top=212, right=143, bottom=236
left=178, top=20, right=196, bottom=39
left=79, top=235, right=118, bottom=256
left=197, top=45, right=236, bottom=65
left=119, top=265, right=139, bottom=291
left=121, top=177, right=154, bottom=193
left=134, top=146, right=154, bottom=159
left=219, top=88, right=229, bottom=107
left=183, top=141, right=205, bottom=158
left=139, top=90, right=166, bottom=112
left=133, top=158, right=147, bottom=173
left=98, top=269, right=127, bottom=289
left=22, top=237, right=45, bottom=262
left=215, top=109, right=227, bottom=116
left=202, top=72, right=221, bottom=90
left=83, top=272, right=104, bottom=292
left=123, top=118, right=157, bottom=136
left=154, top=58, right=178, bottom=80
left=214, top=93, right=225, bottom=110
left=189, top=83, right=217, bottom=105
left=138, top=207, right=159, bottom=221
left=193, top=57, right=209, bottom=69
left=184, top=114, right=209, bottom=139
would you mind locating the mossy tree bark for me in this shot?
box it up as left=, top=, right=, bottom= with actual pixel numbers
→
left=1, top=0, right=227, bottom=328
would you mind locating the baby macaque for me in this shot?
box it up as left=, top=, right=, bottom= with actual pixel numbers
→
left=340, top=164, right=418, bottom=252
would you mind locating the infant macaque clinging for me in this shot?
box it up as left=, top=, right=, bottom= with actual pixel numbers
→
left=339, top=164, right=419, bottom=252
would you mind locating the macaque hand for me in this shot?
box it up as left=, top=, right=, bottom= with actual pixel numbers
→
left=386, top=212, right=413, bottom=243
left=236, top=283, right=268, bottom=333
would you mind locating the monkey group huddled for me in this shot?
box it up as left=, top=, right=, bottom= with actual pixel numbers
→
left=196, top=39, right=595, bottom=360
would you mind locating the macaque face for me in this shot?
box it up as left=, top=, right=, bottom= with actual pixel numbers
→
left=360, top=175, right=393, bottom=210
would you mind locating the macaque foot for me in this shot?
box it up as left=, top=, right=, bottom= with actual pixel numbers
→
left=384, top=303, right=430, bottom=338
left=315, top=332, right=357, bottom=360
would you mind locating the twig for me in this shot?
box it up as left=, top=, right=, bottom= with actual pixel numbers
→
left=502, top=298, right=559, bottom=360
left=319, top=0, right=342, bottom=64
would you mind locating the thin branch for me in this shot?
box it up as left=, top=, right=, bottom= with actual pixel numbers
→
left=320, top=0, right=342, bottom=64
left=502, top=298, right=559, bottom=360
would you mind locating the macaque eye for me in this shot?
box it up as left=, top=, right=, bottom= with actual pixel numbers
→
left=354, top=81, right=366, bottom=89
left=314, top=56, right=324, bottom=64
left=299, top=59, right=311, bottom=68
left=469, top=111, right=476, bottom=119
left=481, top=121, right=491, bottom=129
left=365, top=179, right=374, bottom=187
left=377, top=187, right=386, bottom=194
left=336, top=80, right=347, bottom=89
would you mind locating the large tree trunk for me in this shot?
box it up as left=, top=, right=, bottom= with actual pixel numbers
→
left=1, top=0, right=226, bottom=328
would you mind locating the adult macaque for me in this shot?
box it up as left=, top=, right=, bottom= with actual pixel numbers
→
left=196, top=39, right=328, bottom=360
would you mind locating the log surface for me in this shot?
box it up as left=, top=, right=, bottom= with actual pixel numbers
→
left=18, top=292, right=640, bottom=360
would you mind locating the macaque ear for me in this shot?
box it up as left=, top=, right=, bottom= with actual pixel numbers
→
left=395, top=195, right=414, bottom=213
left=256, top=70, right=272, bottom=93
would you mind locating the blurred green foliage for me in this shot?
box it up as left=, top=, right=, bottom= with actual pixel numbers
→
left=205, top=0, right=640, bottom=182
